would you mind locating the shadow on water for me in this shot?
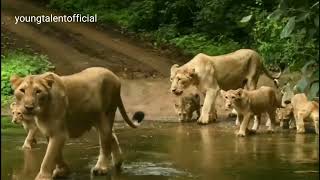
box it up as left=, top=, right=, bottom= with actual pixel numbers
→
left=1, top=121, right=319, bottom=180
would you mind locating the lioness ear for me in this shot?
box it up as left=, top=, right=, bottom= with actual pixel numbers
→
left=187, top=68, right=196, bottom=77
left=10, top=102, right=16, bottom=110
left=170, top=64, right=179, bottom=75
left=10, top=75, right=24, bottom=90
left=43, top=74, right=55, bottom=88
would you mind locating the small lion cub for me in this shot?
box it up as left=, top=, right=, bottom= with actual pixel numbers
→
left=224, top=86, right=280, bottom=136
left=276, top=104, right=295, bottom=129
left=291, top=93, right=319, bottom=134
left=174, top=93, right=201, bottom=122
left=10, top=102, right=38, bottom=149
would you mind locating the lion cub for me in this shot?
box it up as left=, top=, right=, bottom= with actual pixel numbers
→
left=174, top=93, right=201, bottom=122
left=290, top=93, right=319, bottom=134
left=10, top=102, right=38, bottom=149
left=224, top=86, right=280, bottom=136
left=276, top=104, right=295, bottom=129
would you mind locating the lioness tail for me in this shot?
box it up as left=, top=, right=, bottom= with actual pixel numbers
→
left=118, top=96, right=145, bottom=128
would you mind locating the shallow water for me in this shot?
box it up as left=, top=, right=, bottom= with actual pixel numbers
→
left=1, top=121, right=319, bottom=180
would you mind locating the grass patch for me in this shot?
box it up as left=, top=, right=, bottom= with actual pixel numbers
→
left=1, top=51, right=54, bottom=106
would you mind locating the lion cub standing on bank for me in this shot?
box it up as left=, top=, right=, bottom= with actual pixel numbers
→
left=290, top=93, right=319, bottom=134
left=224, top=86, right=280, bottom=136
left=174, top=93, right=201, bottom=122
left=10, top=102, right=38, bottom=149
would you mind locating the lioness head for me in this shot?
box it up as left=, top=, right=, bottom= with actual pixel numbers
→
left=170, top=64, right=197, bottom=96
left=10, top=73, right=55, bottom=115
left=223, top=89, right=243, bottom=109
left=174, top=99, right=191, bottom=121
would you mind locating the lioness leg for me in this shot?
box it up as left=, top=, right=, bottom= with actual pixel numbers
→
left=311, top=111, right=319, bottom=135
left=267, top=111, right=276, bottom=133
left=35, top=134, right=66, bottom=180
left=295, top=112, right=306, bottom=134
left=53, top=148, right=70, bottom=178
left=232, top=109, right=240, bottom=126
left=198, top=88, right=219, bottom=125
left=196, top=109, right=201, bottom=120
left=251, top=114, right=261, bottom=132
left=237, top=113, right=253, bottom=137
left=22, top=125, right=38, bottom=149
left=92, top=113, right=113, bottom=175
left=111, top=132, right=123, bottom=170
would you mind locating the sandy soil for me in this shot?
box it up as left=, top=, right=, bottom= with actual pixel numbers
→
left=1, top=0, right=293, bottom=122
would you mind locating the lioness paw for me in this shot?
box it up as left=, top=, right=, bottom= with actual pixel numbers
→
left=53, top=166, right=70, bottom=178
left=197, top=116, right=209, bottom=125
left=236, top=130, right=246, bottom=137
left=91, top=166, right=110, bottom=176
left=22, top=143, right=32, bottom=149
left=296, top=128, right=305, bottom=134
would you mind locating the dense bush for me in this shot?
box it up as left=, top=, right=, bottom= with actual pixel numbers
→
left=48, top=0, right=319, bottom=69
left=1, top=51, right=53, bottom=105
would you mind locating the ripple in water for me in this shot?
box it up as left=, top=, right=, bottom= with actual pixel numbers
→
left=122, top=162, right=192, bottom=177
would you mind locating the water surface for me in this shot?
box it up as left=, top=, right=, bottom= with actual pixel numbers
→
left=1, top=121, right=319, bottom=180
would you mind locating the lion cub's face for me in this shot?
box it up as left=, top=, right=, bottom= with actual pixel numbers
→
left=10, top=102, right=24, bottom=124
left=170, top=65, right=196, bottom=96
left=10, top=102, right=33, bottom=124
left=223, top=89, right=243, bottom=109
left=10, top=74, right=55, bottom=115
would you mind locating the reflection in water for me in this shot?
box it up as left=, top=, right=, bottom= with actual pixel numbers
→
left=12, top=150, right=41, bottom=180
left=2, top=121, right=319, bottom=180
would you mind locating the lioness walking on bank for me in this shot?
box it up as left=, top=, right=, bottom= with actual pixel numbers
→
left=10, top=67, right=144, bottom=180
left=170, top=49, right=281, bottom=125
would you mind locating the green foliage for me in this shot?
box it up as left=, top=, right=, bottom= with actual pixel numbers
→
left=48, top=0, right=319, bottom=69
left=169, top=33, right=240, bottom=56
left=1, top=51, right=53, bottom=105
left=294, top=60, right=319, bottom=100
left=243, top=0, right=319, bottom=69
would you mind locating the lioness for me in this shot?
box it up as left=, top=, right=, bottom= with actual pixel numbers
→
left=174, top=93, right=201, bottom=122
left=291, top=93, right=319, bottom=134
left=170, top=49, right=281, bottom=125
left=224, top=86, right=280, bottom=136
left=10, top=67, right=144, bottom=180
left=10, top=102, right=38, bottom=149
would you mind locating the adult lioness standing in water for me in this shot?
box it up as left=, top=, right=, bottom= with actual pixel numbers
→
left=170, top=49, right=281, bottom=125
left=10, top=67, right=144, bottom=180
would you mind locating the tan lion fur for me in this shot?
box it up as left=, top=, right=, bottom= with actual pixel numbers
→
left=10, top=102, right=39, bottom=149
left=223, top=86, right=281, bottom=137
left=291, top=93, right=319, bottom=134
left=10, top=67, right=144, bottom=180
left=174, top=93, right=201, bottom=122
left=170, top=49, right=281, bottom=125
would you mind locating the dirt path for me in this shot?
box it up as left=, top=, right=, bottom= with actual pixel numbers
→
left=2, top=0, right=179, bottom=77
left=1, top=0, right=281, bottom=121
left=1, top=0, right=186, bottom=120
